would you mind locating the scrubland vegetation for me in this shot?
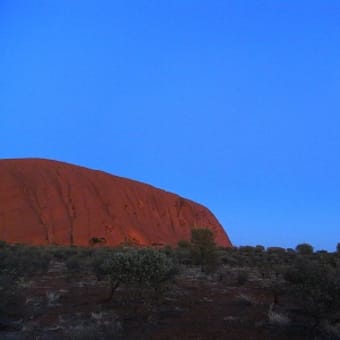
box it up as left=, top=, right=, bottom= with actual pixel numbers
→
left=1, top=233, right=340, bottom=339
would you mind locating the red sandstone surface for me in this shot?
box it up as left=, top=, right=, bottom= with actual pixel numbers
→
left=0, top=158, right=231, bottom=247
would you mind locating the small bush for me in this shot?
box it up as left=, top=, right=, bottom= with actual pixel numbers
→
left=177, top=240, right=191, bottom=249
left=0, top=244, right=51, bottom=277
left=284, top=258, right=340, bottom=322
left=46, top=291, right=61, bottom=306
left=336, top=243, right=340, bottom=255
left=66, top=322, right=120, bottom=340
left=319, top=320, right=340, bottom=339
left=48, top=246, right=79, bottom=261
left=236, top=293, right=255, bottom=305
left=89, top=237, right=106, bottom=246
left=220, top=254, right=238, bottom=266
left=90, top=248, right=116, bottom=280
left=236, top=270, right=249, bottom=286
left=267, top=247, right=286, bottom=255
left=255, top=245, right=265, bottom=253
left=65, top=255, right=91, bottom=273
left=268, top=304, right=290, bottom=327
left=0, top=240, right=7, bottom=248
left=295, top=243, right=314, bottom=255
left=98, top=248, right=178, bottom=300
left=239, top=246, right=256, bottom=255
left=0, top=243, right=51, bottom=318
left=0, top=272, right=20, bottom=316
left=190, top=228, right=218, bottom=272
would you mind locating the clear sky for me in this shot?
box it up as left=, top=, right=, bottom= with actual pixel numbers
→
left=1, top=1, right=339, bottom=250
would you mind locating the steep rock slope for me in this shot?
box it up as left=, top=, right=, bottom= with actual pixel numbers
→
left=0, top=159, right=231, bottom=247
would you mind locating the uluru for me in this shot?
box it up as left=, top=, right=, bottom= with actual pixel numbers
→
left=0, top=158, right=231, bottom=247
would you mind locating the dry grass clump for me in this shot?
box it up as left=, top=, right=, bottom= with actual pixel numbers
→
left=236, top=293, right=257, bottom=305
left=267, top=304, right=290, bottom=327
left=319, top=320, right=340, bottom=339
left=46, top=291, right=61, bottom=306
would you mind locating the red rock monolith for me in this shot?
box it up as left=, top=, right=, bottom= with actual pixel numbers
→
left=0, top=158, right=231, bottom=247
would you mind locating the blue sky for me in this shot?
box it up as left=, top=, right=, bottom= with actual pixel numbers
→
left=1, top=1, right=340, bottom=250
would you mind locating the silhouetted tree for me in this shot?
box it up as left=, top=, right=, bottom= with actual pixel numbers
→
left=190, top=228, right=217, bottom=271
left=296, top=243, right=314, bottom=255
left=336, top=243, right=340, bottom=255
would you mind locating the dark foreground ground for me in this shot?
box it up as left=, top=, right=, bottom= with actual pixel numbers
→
left=1, top=260, right=313, bottom=340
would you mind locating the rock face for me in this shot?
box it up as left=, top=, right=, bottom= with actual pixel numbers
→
left=0, top=159, right=231, bottom=247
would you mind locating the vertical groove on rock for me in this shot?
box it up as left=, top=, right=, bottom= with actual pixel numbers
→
left=54, top=174, right=74, bottom=245
left=11, top=169, right=50, bottom=242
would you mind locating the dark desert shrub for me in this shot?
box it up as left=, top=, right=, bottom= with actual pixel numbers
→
left=190, top=228, right=217, bottom=272
left=236, top=270, right=249, bottom=286
left=0, top=243, right=51, bottom=317
left=284, top=258, right=340, bottom=323
left=97, top=248, right=178, bottom=300
left=295, top=243, right=314, bottom=255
